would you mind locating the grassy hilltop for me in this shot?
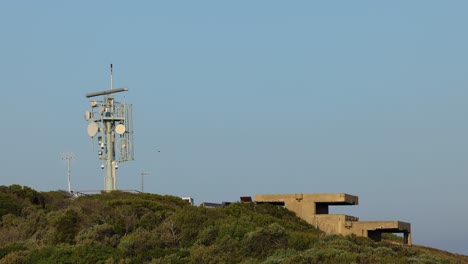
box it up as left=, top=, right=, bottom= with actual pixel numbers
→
left=0, top=185, right=466, bottom=264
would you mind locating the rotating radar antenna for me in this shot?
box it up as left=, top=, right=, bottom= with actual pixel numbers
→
left=84, top=64, right=134, bottom=192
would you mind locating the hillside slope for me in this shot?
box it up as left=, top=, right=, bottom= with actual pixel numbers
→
left=0, top=185, right=466, bottom=263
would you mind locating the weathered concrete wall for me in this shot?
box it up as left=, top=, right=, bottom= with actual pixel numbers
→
left=254, top=193, right=358, bottom=222
left=310, top=214, right=357, bottom=235
left=350, top=221, right=412, bottom=245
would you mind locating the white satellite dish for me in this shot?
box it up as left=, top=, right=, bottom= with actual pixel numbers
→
left=87, top=122, right=99, bottom=137
left=115, top=124, right=126, bottom=135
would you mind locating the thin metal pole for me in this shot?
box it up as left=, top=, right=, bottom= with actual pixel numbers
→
left=104, top=65, right=116, bottom=192
left=61, top=153, right=74, bottom=193
left=110, top=64, right=113, bottom=90
left=105, top=117, right=113, bottom=192
left=67, top=159, right=71, bottom=192
left=140, top=172, right=150, bottom=193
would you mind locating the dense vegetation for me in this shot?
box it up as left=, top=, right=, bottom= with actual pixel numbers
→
left=0, top=185, right=466, bottom=263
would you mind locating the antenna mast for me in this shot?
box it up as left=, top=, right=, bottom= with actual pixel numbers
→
left=61, top=152, right=74, bottom=193
left=84, top=65, right=134, bottom=192
left=110, top=64, right=113, bottom=90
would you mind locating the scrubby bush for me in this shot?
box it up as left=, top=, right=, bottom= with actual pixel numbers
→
left=0, top=250, right=29, bottom=264
left=243, top=223, right=289, bottom=258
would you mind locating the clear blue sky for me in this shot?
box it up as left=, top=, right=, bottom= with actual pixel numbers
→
left=1, top=1, right=467, bottom=254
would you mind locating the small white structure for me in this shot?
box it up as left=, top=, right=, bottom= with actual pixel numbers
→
left=182, top=197, right=194, bottom=205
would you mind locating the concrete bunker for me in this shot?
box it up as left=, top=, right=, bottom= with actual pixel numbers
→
left=254, top=193, right=411, bottom=245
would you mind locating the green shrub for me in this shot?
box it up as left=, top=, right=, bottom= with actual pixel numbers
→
left=0, top=250, right=29, bottom=264
left=262, top=248, right=299, bottom=264
left=0, top=193, right=23, bottom=217
left=51, top=209, right=82, bottom=244
left=75, top=223, right=119, bottom=246
left=288, top=231, right=318, bottom=251
left=118, top=228, right=159, bottom=262
left=0, top=243, right=27, bottom=259
left=195, top=225, right=218, bottom=246
left=243, top=223, right=289, bottom=258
